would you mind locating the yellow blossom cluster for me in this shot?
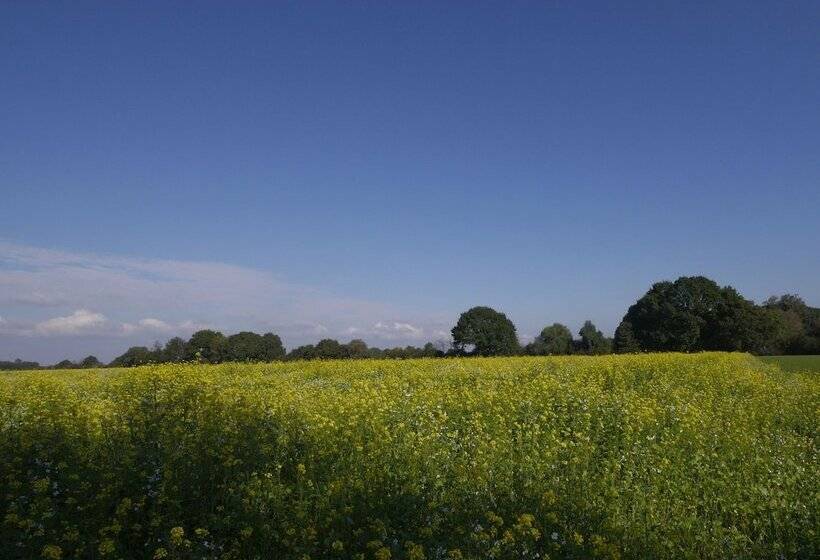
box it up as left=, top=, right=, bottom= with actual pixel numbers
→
left=0, top=353, right=817, bottom=558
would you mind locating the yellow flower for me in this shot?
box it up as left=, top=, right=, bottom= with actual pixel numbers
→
left=33, top=478, right=50, bottom=494
left=98, top=539, right=115, bottom=556
left=169, top=526, right=185, bottom=546
left=41, top=545, right=62, bottom=559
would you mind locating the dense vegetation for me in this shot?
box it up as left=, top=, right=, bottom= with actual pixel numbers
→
left=614, top=278, right=820, bottom=355
left=5, top=276, right=819, bottom=370
left=0, top=359, right=42, bottom=371
left=0, top=354, right=816, bottom=559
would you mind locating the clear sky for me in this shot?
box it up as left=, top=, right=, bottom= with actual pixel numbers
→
left=2, top=1, right=819, bottom=363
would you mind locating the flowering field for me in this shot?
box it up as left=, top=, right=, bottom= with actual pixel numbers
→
left=1, top=354, right=817, bottom=559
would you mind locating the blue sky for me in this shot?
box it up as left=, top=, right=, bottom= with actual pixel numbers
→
left=2, top=1, right=819, bottom=363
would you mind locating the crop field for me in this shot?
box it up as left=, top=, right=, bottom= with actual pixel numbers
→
left=760, top=355, right=820, bottom=373
left=1, top=354, right=817, bottom=559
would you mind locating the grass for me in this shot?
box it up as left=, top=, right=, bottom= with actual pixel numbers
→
left=760, top=354, right=820, bottom=372
left=1, top=353, right=817, bottom=559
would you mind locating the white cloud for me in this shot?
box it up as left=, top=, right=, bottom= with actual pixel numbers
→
left=138, top=318, right=171, bottom=331
left=178, top=320, right=211, bottom=332
left=120, top=318, right=209, bottom=336
left=120, top=318, right=171, bottom=335
left=0, top=241, right=449, bottom=356
left=341, top=323, right=454, bottom=346
left=34, top=309, right=107, bottom=336
left=355, top=321, right=426, bottom=340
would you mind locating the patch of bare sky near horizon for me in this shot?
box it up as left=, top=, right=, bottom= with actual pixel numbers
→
left=0, top=241, right=452, bottom=362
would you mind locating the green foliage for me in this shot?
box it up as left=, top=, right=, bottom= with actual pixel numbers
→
left=259, top=332, right=286, bottom=361
left=0, top=359, right=41, bottom=371
left=762, top=295, right=820, bottom=354
left=109, top=346, right=154, bottom=367
left=346, top=339, right=370, bottom=359
left=226, top=331, right=266, bottom=362
left=526, top=323, right=574, bottom=355
left=185, top=329, right=227, bottom=363
left=0, top=354, right=816, bottom=559
left=613, top=321, right=640, bottom=353
left=79, top=355, right=102, bottom=368
left=314, top=338, right=346, bottom=359
left=162, top=337, right=188, bottom=363
left=452, top=306, right=520, bottom=356
left=621, top=276, right=776, bottom=353
left=286, top=343, right=317, bottom=360
left=578, top=320, right=611, bottom=355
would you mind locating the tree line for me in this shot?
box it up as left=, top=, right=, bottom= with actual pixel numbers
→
left=8, top=276, right=820, bottom=369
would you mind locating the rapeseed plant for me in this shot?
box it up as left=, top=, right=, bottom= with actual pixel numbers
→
left=0, top=354, right=816, bottom=558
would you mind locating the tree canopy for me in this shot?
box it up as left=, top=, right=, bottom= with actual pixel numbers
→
left=578, top=320, right=612, bottom=355
left=186, top=330, right=227, bottom=363
left=451, top=306, right=519, bottom=356
left=616, top=276, right=777, bottom=353
left=526, top=323, right=573, bottom=355
left=613, top=321, right=640, bottom=353
left=762, top=295, right=820, bottom=354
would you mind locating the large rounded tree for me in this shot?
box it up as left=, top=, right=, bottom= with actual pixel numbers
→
left=451, top=306, right=519, bottom=356
left=226, top=331, right=265, bottom=362
left=617, top=276, right=773, bottom=352
left=186, top=329, right=227, bottom=363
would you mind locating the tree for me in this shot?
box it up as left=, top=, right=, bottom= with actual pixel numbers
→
left=613, top=321, right=640, bottom=353
left=163, top=337, right=188, bottom=363
left=226, top=331, right=265, bottom=362
left=287, top=344, right=316, bottom=361
left=762, top=295, right=820, bottom=354
left=79, top=355, right=102, bottom=368
left=346, top=339, right=369, bottom=359
left=705, top=287, right=778, bottom=353
left=54, top=359, right=75, bottom=369
left=314, top=338, right=345, bottom=359
left=620, top=276, right=773, bottom=353
left=451, top=306, right=519, bottom=356
left=578, top=320, right=611, bottom=354
left=110, top=346, right=153, bottom=367
left=149, top=341, right=163, bottom=362
left=527, top=323, right=573, bottom=355
left=186, top=330, right=227, bottom=363
left=0, top=359, right=40, bottom=371
left=260, top=332, right=286, bottom=361
left=422, top=342, right=444, bottom=357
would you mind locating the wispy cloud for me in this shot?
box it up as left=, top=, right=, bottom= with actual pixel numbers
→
left=374, top=321, right=425, bottom=339
left=0, top=241, right=450, bottom=360
left=344, top=321, right=452, bottom=343
left=34, top=309, right=107, bottom=336
left=119, top=318, right=210, bottom=337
